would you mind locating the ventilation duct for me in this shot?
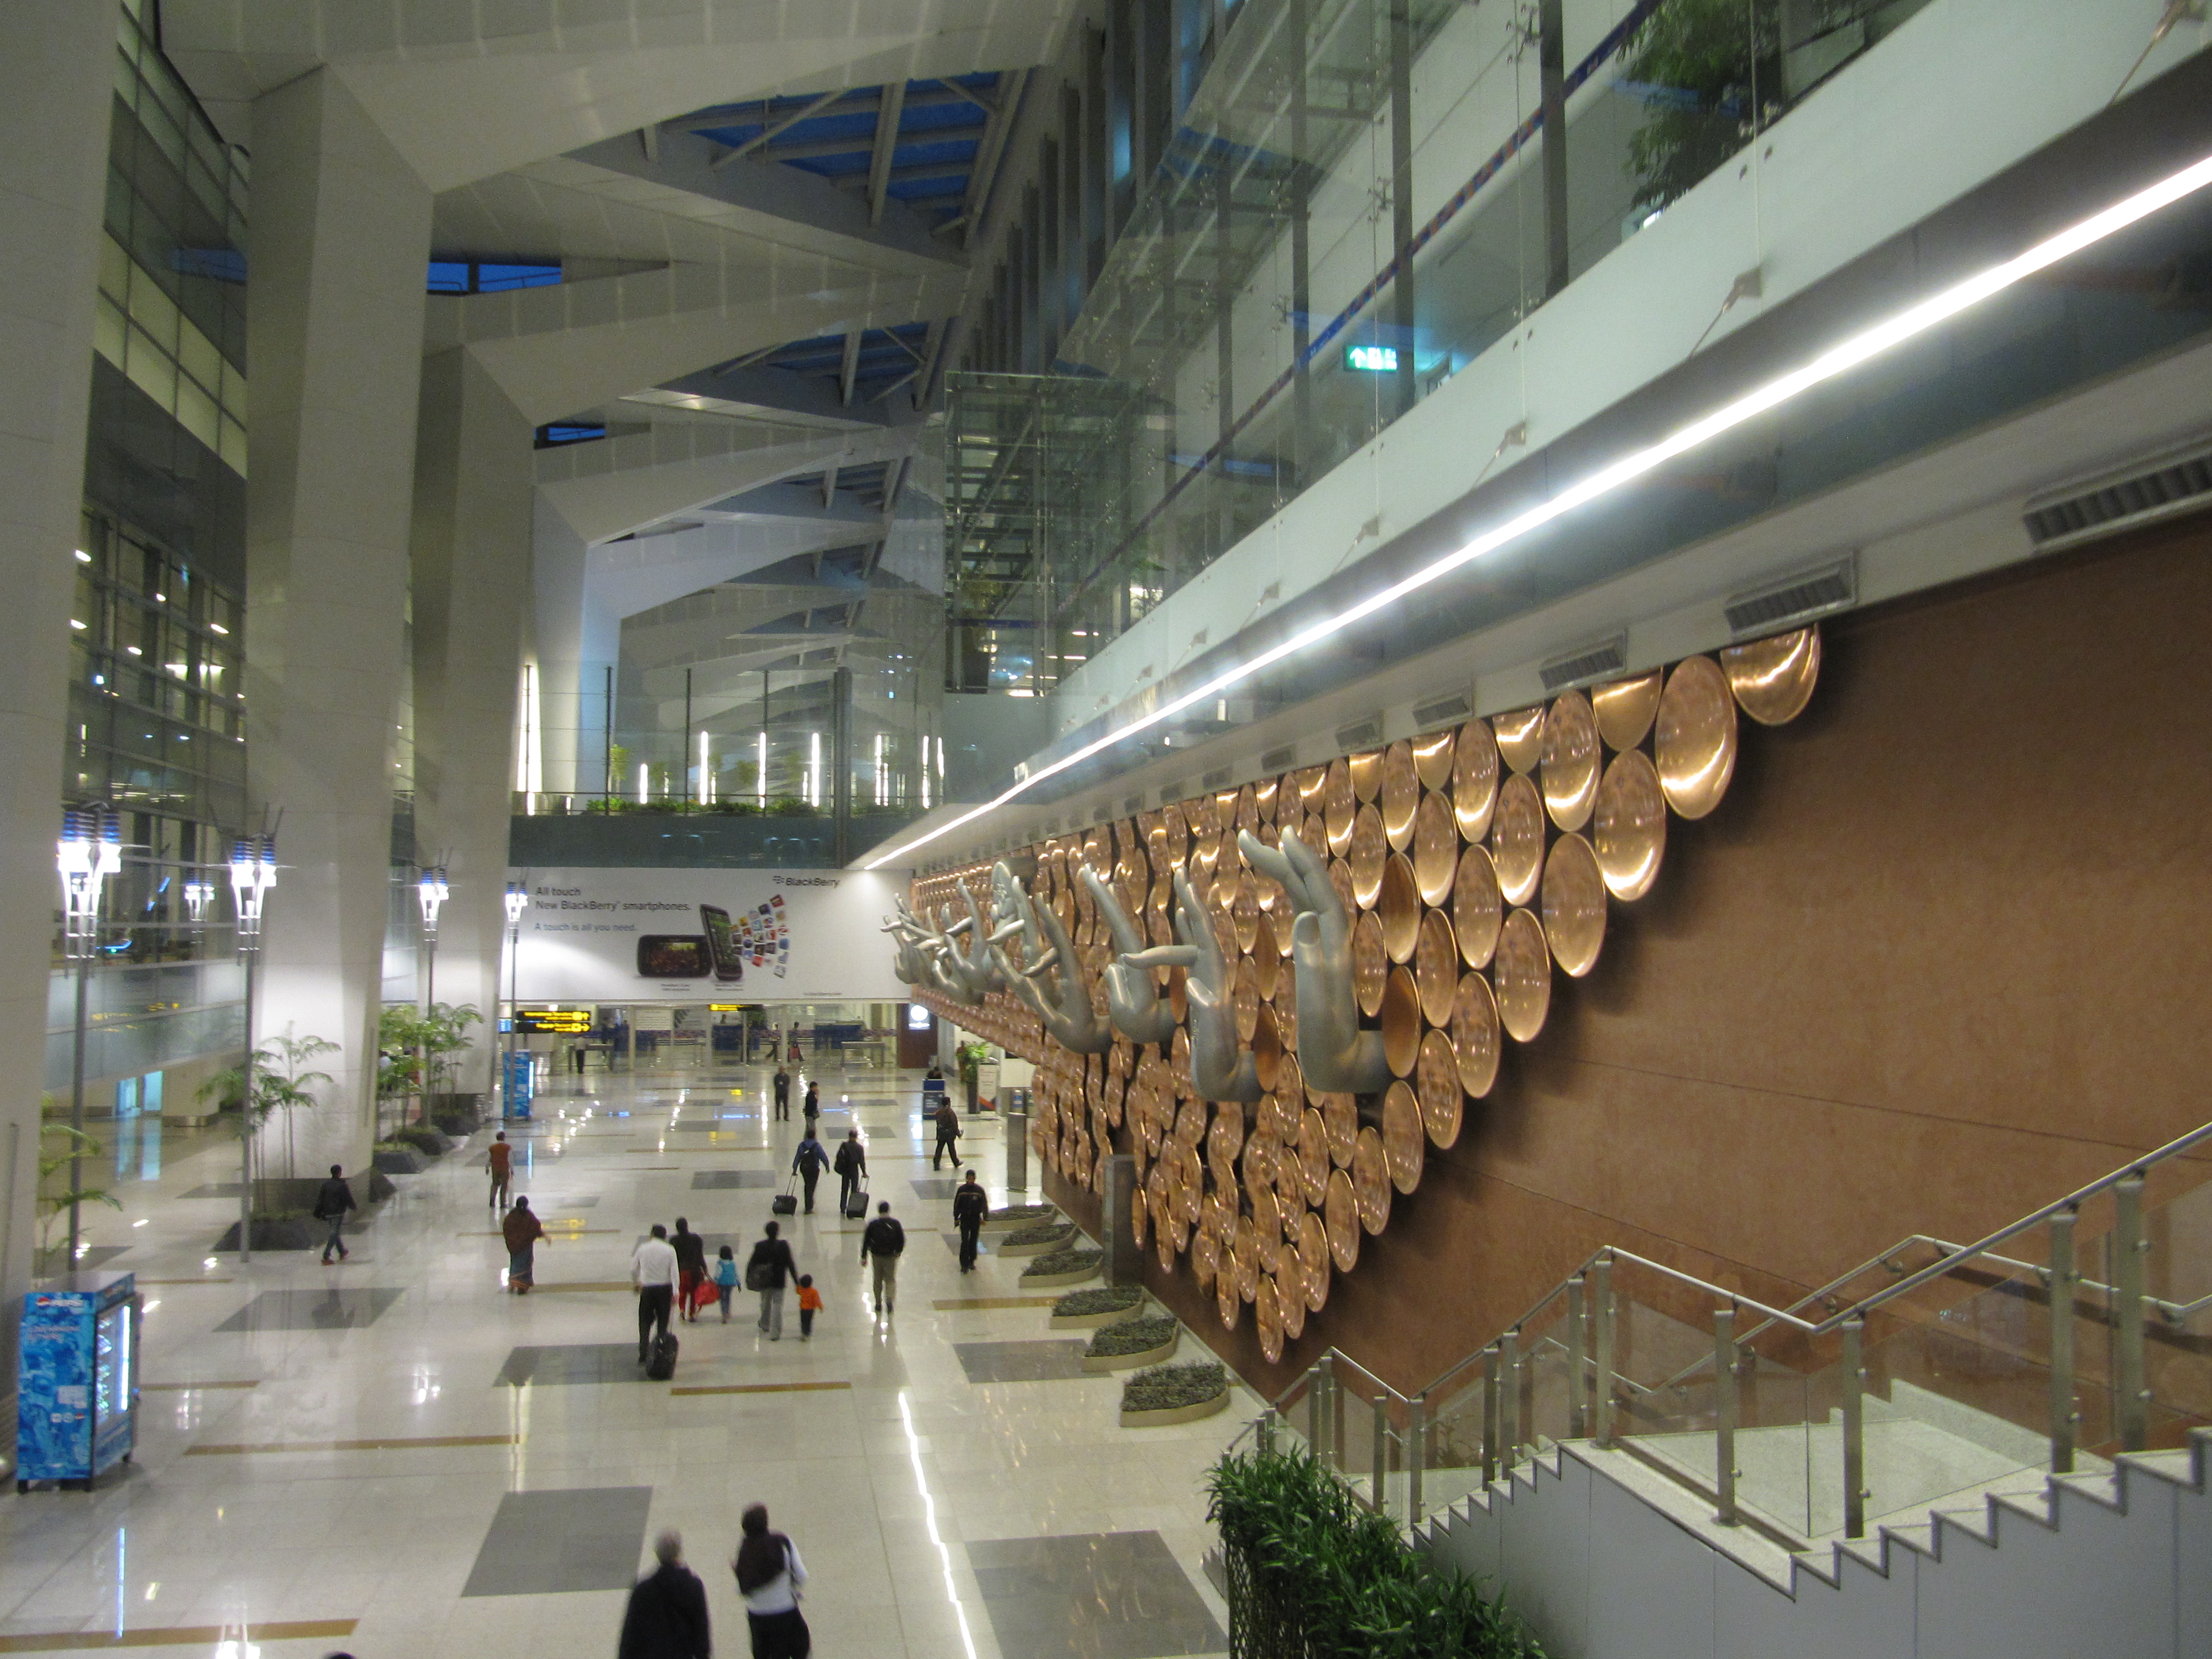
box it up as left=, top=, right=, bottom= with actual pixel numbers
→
left=1260, top=743, right=1298, bottom=772
left=1335, top=714, right=1384, bottom=752
left=2023, top=440, right=2212, bottom=555
left=1725, top=556, right=1858, bottom=638
left=1411, top=692, right=1473, bottom=732
left=1538, top=637, right=1627, bottom=694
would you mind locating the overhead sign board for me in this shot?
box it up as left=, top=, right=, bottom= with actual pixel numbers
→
left=513, top=1009, right=593, bottom=1034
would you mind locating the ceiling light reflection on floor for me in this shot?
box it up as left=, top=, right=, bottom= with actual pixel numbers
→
left=899, top=1390, right=979, bottom=1659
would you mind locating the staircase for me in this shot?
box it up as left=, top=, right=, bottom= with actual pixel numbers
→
left=1243, top=1121, right=2212, bottom=1658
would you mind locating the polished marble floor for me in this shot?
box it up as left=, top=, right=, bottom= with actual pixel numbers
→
left=0, top=1061, right=1249, bottom=1658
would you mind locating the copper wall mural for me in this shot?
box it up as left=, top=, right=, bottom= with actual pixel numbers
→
left=899, top=629, right=1823, bottom=1364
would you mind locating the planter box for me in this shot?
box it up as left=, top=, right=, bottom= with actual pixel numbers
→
left=1083, top=1332, right=1178, bottom=1373
left=1119, top=1390, right=1229, bottom=1429
left=980, top=1208, right=1057, bottom=1232
left=1019, top=1260, right=1102, bottom=1288
left=1050, top=1300, right=1150, bottom=1331
left=996, top=1229, right=1077, bottom=1258
left=430, top=1093, right=484, bottom=1135
left=373, top=1147, right=426, bottom=1175
left=212, top=1217, right=321, bottom=1253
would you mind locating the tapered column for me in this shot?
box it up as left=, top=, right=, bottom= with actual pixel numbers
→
left=532, top=496, right=620, bottom=799
left=244, top=70, right=432, bottom=1177
left=0, top=1, right=115, bottom=1354
left=411, top=348, right=534, bottom=1094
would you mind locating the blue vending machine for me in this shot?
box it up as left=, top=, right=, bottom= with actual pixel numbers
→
left=16, top=1271, right=139, bottom=1491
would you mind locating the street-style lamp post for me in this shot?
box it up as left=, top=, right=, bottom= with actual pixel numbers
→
left=56, top=805, right=122, bottom=1270
left=503, top=880, right=529, bottom=1118
left=416, top=866, right=447, bottom=1124
left=228, top=832, right=276, bottom=1264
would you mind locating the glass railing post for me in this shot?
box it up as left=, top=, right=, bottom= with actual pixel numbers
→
left=1714, top=1307, right=1738, bottom=1526
left=2047, top=1207, right=2077, bottom=1474
left=1407, top=1394, right=1425, bottom=1526
left=1258, top=1407, right=1276, bottom=1456
left=1308, top=1361, right=1326, bottom=1459
left=2115, top=1175, right=2148, bottom=1452
left=1371, top=1394, right=1389, bottom=1514
left=1592, top=1258, right=1615, bottom=1448
left=1566, top=1273, right=1587, bottom=1437
left=1842, top=1315, right=1866, bottom=1540
left=1499, top=1329, right=1520, bottom=1467
left=1481, top=1345, right=1500, bottom=1486
left=1331, top=1358, right=1346, bottom=1471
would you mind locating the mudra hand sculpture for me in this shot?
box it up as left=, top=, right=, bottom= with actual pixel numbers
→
left=1240, top=827, right=1390, bottom=1095
left=1080, top=865, right=1177, bottom=1045
left=1119, top=869, right=1261, bottom=1102
left=985, top=863, right=1110, bottom=1053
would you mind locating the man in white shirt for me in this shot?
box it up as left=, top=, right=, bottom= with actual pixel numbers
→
left=632, top=1223, right=680, bottom=1365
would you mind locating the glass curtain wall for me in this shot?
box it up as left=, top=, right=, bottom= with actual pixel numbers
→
left=949, top=0, right=1932, bottom=677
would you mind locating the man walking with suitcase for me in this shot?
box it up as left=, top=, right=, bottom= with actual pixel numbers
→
left=791, top=1131, right=829, bottom=1213
left=632, top=1223, right=679, bottom=1369
left=833, top=1129, right=867, bottom=1218
left=860, top=1200, right=906, bottom=1317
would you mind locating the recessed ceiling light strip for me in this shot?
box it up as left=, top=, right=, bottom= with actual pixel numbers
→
left=868, top=152, right=2212, bottom=870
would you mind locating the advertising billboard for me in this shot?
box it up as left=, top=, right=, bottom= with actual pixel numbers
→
left=507, top=867, right=912, bottom=1003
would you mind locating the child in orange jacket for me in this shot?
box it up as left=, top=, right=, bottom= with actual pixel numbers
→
left=795, top=1274, right=822, bottom=1341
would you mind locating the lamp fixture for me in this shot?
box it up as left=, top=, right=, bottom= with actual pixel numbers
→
left=57, top=805, right=123, bottom=959
left=867, top=149, right=2212, bottom=871
left=417, top=865, right=448, bottom=943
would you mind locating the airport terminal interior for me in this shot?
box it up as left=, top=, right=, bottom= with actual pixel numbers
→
left=4, top=3, right=2212, bottom=1657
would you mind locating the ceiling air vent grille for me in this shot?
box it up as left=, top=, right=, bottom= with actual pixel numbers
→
left=1725, top=556, right=1857, bottom=638
left=1201, top=765, right=1234, bottom=791
left=1335, top=714, right=1384, bottom=752
left=1538, top=637, right=1627, bottom=694
left=1260, top=743, right=1298, bottom=773
left=1156, top=780, right=1184, bottom=806
left=1411, top=692, right=1472, bottom=732
left=1123, top=794, right=1144, bottom=816
left=2023, top=442, right=2212, bottom=554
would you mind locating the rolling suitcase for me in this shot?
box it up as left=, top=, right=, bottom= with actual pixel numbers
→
left=772, top=1173, right=799, bottom=1217
left=844, top=1186, right=869, bottom=1220
left=645, top=1331, right=679, bottom=1381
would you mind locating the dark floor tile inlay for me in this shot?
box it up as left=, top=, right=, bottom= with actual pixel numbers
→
left=910, top=1178, right=961, bottom=1201
left=462, top=1486, right=654, bottom=1597
left=182, top=1183, right=246, bottom=1198
left=691, top=1169, right=775, bottom=1189
left=952, top=1340, right=1091, bottom=1384
left=214, top=1288, right=404, bottom=1333
left=495, top=1344, right=660, bottom=1387
left=940, top=1230, right=991, bottom=1260
left=967, top=1531, right=1226, bottom=1659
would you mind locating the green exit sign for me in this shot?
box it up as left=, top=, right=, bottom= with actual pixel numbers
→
left=1344, top=344, right=1399, bottom=373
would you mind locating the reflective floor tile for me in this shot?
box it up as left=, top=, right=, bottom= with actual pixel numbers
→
left=951, top=1340, right=1092, bottom=1383
left=212, top=1287, right=404, bottom=1332
left=495, top=1343, right=656, bottom=1386
left=965, top=1531, right=1226, bottom=1659
left=461, top=1486, right=654, bottom=1597
left=690, top=1170, right=775, bottom=1188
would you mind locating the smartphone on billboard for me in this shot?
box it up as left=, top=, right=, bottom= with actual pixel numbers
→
left=636, top=936, right=711, bottom=978
left=700, top=905, right=746, bottom=983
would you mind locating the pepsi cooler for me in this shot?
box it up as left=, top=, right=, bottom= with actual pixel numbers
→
left=16, top=1271, right=138, bottom=1490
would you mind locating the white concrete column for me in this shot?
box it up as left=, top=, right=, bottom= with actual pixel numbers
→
left=532, top=497, right=620, bottom=799
left=243, top=70, right=431, bottom=1176
left=0, top=6, right=114, bottom=1339
left=410, top=348, right=533, bottom=1095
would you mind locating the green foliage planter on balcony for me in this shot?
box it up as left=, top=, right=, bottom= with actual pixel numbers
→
left=998, top=1223, right=1077, bottom=1256
left=1018, top=1248, right=1102, bottom=1287
left=1206, top=1445, right=1545, bottom=1658
left=982, top=1203, right=1058, bottom=1231
left=1083, top=1314, right=1179, bottom=1373
left=1050, top=1284, right=1146, bottom=1329
left=1120, top=1360, right=1229, bottom=1427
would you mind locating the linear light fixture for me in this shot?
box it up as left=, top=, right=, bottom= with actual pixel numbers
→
left=868, top=151, right=2212, bottom=870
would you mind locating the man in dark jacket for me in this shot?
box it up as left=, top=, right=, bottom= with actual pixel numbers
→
left=617, top=1530, right=709, bottom=1659
left=791, top=1133, right=830, bottom=1213
left=747, top=1220, right=798, bottom=1340
left=860, top=1201, right=906, bottom=1316
left=312, top=1165, right=354, bottom=1264
left=771, top=1065, right=790, bottom=1120
left=931, top=1099, right=963, bottom=1170
left=951, top=1171, right=989, bottom=1272
left=670, top=1218, right=708, bottom=1322
left=832, top=1129, right=867, bottom=1216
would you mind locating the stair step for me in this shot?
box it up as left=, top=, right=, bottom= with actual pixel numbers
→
left=1833, top=1533, right=1892, bottom=1577
left=1879, top=1521, right=1937, bottom=1557
left=1992, top=1488, right=2057, bottom=1528
left=2116, top=1448, right=2201, bottom=1491
left=1932, top=1503, right=1997, bottom=1546
left=2051, top=1470, right=2125, bottom=1511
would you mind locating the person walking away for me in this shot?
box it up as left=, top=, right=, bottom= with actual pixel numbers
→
left=952, top=1171, right=988, bottom=1274
left=487, top=1131, right=514, bottom=1208
left=931, top=1099, right=963, bottom=1170
left=619, top=1529, right=711, bottom=1659
left=632, top=1224, right=679, bottom=1366
left=503, top=1196, right=546, bottom=1293
left=671, top=1217, right=708, bottom=1323
left=800, top=1085, right=820, bottom=1141
left=795, top=1275, right=821, bottom=1341
left=313, top=1165, right=355, bottom=1264
left=832, top=1130, right=867, bottom=1217
left=746, top=1220, right=797, bottom=1340
left=790, top=1132, right=828, bottom=1214
left=733, top=1504, right=809, bottom=1659
left=859, top=1201, right=906, bottom=1317
left=714, top=1244, right=738, bottom=1323
left=772, top=1065, right=790, bottom=1121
